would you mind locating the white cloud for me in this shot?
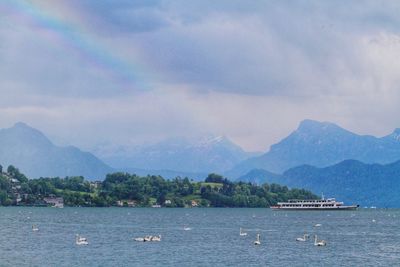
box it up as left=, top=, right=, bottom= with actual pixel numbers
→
left=1, top=0, right=400, bottom=152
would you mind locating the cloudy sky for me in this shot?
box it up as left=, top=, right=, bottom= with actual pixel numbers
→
left=1, top=0, right=400, bottom=151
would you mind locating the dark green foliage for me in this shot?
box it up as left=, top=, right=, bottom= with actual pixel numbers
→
left=0, top=166, right=317, bottom=207
left=0, top=175, right=11, bottom=191
left=205, top=173, right=225, bottom=183
left=7, top=165, right=28, bottom=183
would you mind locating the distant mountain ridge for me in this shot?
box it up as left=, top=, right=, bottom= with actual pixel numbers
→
left=92, top=135, right=258, bottom=174
left=0, top=122, right=258, bottom=180
left=0, top=122, right=112, bottom=179
left=238, top=159, right=400, bottom=207
left=237, top=169, right=282, bottom=185
left=121, top=167, right=207, bottom=181
left=228, top=119, right=400, bottom=177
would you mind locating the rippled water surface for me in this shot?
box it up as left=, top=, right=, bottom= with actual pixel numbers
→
left=0, top=207, right=399, bottom=266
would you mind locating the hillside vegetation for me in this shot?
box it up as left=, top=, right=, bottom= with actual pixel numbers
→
left=0, top=165, right=317, bottom=208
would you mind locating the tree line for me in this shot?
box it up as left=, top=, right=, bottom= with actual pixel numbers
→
left=0, top=165, right=318, bottom=207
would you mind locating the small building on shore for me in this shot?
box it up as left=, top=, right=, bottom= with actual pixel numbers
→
left=116, top=200, right=137, bottom=207
left=43, top=196, right=64, bottom=208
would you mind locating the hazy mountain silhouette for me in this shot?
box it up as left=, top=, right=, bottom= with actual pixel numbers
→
left=0, top=122, right=112, bottom=179
left=228, top=119, right=400, bottom=177
left=238, top=159, right=400, bottom=207
left=93, top=135, right=258, bottom=174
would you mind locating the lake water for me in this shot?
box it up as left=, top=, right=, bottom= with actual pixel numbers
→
left=0, top=207, right=399, bottom=266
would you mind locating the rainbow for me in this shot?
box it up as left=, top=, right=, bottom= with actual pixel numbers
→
left=1, top=0, right=155, bottom=91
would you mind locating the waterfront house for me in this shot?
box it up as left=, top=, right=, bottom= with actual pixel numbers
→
left=43, top=196, right=64, bottom=207
left=191, top=200, right=199, bottom=207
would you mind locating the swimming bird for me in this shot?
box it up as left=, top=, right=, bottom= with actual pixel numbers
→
left=254, top=234, right=261, bottom=245
left=314, top=235, right=326, bottom=246
left=144, top=236, right=152, bottom=242
left=75, top=234, right=89, bottom=245
left=296, top=233, right=309, bottom=242
left=314, top=223, right=322, bottom=227
left=240, top=227, right=247, bottom=236
left=183, top=225, right=192, bottom=231
left=134, top=235, right=161, bottom=242
left=151, top=235, right=161, bottom=242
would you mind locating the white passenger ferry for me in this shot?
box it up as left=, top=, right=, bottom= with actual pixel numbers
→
left=271, top=197, right=359, bottom=210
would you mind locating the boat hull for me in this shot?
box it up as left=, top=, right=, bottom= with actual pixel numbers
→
left=270, top=205, right=359, bottom=211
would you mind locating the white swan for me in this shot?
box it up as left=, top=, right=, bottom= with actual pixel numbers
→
left=240, top=227, right=247, bottom=236
left=314, top=223, right=322, bottom=227
left=151, top=235, right=161, bottom=242
left=135, top=235, right=161, bottom=242
left=296, top=233, right=309, bottom=242
left=32, top=225, right=39, bottom=232
left=75, top=234, right=89, bottom=245
left=254, top=233, right=261, bottom=245
left=144, top=235, right=152, bottom=242
left=314, top=235, right=326, bottom=246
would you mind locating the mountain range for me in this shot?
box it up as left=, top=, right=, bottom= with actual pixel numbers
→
left=238, top=159, right=400, bottom=207
left=0, top=123, right=256, bottom=180
left=0, top=122, right=112, bottom=179
left=3, top=119, right=400, bottom=207
left=227, top=119, right=400, bottom=177
left=92, top=135, right=258, bottom=174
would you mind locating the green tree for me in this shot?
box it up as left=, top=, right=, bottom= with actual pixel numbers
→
left=7, top=165, right=28, bottom=183
left=205, top=173, right=225, bottom=183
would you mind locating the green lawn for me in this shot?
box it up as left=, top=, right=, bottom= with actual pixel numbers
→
left=55, top=188, right=97, bottom=197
